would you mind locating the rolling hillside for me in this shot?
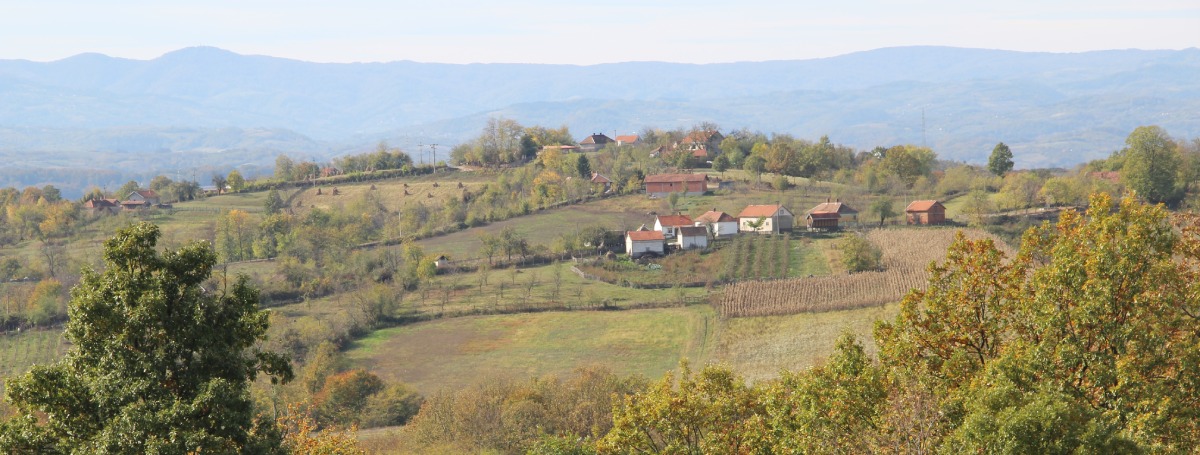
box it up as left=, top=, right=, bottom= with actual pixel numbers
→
left=1, top=46, right=1197, bottom=194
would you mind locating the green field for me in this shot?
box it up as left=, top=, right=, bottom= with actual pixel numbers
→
left=711, top=303, right=898, bottom=382
left=346, top=305, right=717, bottom=395
left=344, top=298, right=902, bottom=397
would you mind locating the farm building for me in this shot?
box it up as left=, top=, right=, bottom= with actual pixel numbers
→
left=737, top=204, right=795, bottom=234
left=676, top=226, right=710, bottom=250
left=694, top=210, right=738, bottom=239
left=805, top=201, right=858, bottom=230
left=654, top=214, right=695, bottom=238
left=906, top=200, right=947, bottom=225
left=626, top=230, right=665, bottom=258
left=126, top=190, right=160, bottom=205
left=84, top=198, right=120, bottom=215
left=590, top=172, right=613, bottom=193
left=579, top=133, right=615, bottom=152
left=645, top=174, right=707, bottom=197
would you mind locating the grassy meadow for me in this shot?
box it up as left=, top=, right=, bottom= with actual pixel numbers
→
left=346, top=305, right=717, bottom=395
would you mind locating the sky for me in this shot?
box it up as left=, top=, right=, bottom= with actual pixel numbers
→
left=2, top=0, right=1198, bottom=64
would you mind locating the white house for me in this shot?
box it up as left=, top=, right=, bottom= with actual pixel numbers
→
left=626, top=230, right=665, bottom=258
left=694, top=210, right=738, bottom=239
left=126, top=189, right=161, bottom=206
left=676, top=226, right=710, bottom=250
left=737, top=204, right=795, bottom=234
left=654, top=214, right=694, bottom=238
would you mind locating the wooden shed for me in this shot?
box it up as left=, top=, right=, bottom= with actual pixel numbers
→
left=906, top=200, right=947, bottom=225
left=805, top=201, right=858, bottom=230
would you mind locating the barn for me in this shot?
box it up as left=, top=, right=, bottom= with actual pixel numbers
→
left=644, top=174, right=707, bottom=197
left=675, top=226, right=710, bottom=250
left=805, top=201, right=858, bottom=230
left=906, top=200, right=947, bottom=225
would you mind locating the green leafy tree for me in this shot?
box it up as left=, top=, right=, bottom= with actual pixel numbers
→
left=599, top=362, right=762, bottom=454
left=0, top=222, right=292, bottom=453
left=264, top=188, right=285, bottom=214
left=869, top=198, right=897, bottom=227
left=744, top=154, right=767, bottom=182
left=116, top=180, right=141, bottom=199
left=838, top=233, right=882, bottom=273
left=1120, top=125, right=1180, bottom=204
left=876, top=193, right=1200, bottom=451
left=227, top=169, right=246, bottom=192
left=274, top=155, right=295, bottom=181
left=987, top=142, right=1014, bottom=176
left=761, top=333, right=887, bottom=453
left=712, top=153, right=730, bottom=174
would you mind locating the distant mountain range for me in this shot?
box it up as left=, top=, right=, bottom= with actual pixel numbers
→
left=1, top=46, right=1198, bottom=194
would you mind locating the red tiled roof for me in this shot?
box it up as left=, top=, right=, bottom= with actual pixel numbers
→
left=807, top=212, right=840, bottom=220
left=656, top=215, right=694, bottom=227
left=615, top=134, right=639, bottom=143
left=580, top=134, right=614, bottom=145
left=590, top=173, right=612, bottom=184
left=134, top=190, right=158, bottom=198
left=738, top=204, right=783, bottom=218
left=809, top=202, right=858, bottom=215
left=905, top=200, right=944, bottom=212
left=648, top=172, right=700, bottom=183
left=627, top=231, right=665, bottom=241
left=682, top=130, right=721, bottom=144
left=695, top=210, right=735, bottom=223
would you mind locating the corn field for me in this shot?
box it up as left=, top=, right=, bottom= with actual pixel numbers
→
left=718, top=228, right=1012, bottom=317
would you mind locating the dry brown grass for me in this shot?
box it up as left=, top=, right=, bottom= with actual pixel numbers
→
left=717, top=228, right=1012, bottom=318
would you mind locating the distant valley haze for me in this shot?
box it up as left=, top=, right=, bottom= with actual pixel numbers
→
left=1, top=45, right=1198, bottom=196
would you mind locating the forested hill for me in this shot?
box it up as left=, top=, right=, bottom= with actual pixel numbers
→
left=1, top=46, right=1198, bottom=171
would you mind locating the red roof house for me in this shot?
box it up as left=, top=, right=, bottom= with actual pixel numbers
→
left=738, top=204, right=795, bottom=234
left=626, top=230, right=665, bottom=258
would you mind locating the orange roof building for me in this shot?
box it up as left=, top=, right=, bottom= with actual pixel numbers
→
left=737, top=204, right=794, bottom=234
left=905, top=200, right=946, bottom=225
left=805, top=201, right=858, bottom=230
left=626, top=230, right=665, bottom=258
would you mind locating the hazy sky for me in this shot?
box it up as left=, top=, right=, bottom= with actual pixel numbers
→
left=3, top=0, right=1198, bottom=64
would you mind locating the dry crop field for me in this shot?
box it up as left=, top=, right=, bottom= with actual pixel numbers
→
left=717, top=228, right=1013, bottom=318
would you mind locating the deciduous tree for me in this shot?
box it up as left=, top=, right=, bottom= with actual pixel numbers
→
left=1120, top=125, right=1180, bottom=204
left=0, top=222, right=292, bottom=453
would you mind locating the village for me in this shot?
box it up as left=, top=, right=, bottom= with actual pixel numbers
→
left=569, top=131, right=950, bottom=260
